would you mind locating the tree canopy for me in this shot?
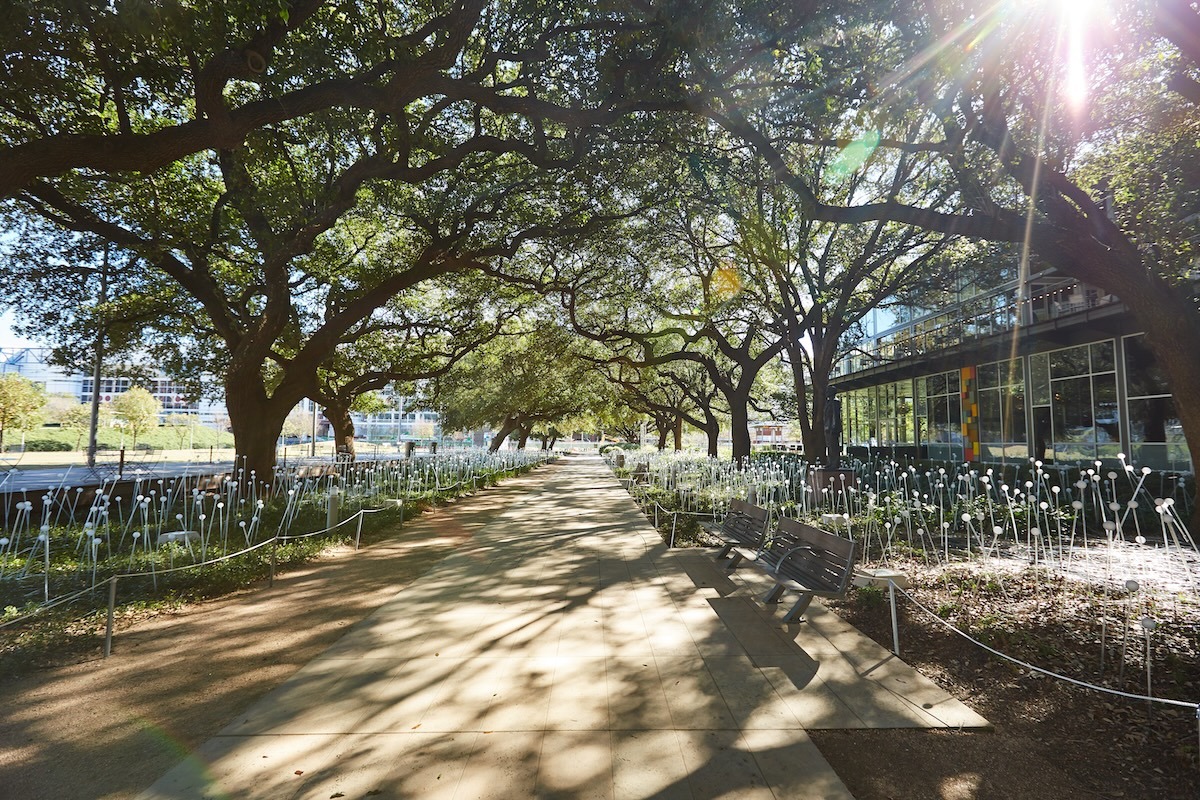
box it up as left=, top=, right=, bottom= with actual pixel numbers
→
left=3, top=0, right=1200, bottom=516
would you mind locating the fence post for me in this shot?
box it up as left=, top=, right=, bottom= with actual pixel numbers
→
left=888, top=580, right=901, bottom=657
left=104, top=575, right=117, bottom=658
left=355, top=511, right=364, bottom=551
left=269, top=536, right=278, bottom=588
left=327, top=487, right=340, bottom=530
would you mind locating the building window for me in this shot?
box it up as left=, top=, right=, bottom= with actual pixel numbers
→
left=922, top=370, right=962, bottom=462
left=1045, top=341, right=1119, bottom=464
left=977, top=358, right=1026, bottom=461
left=1123, top=334, right=1187, bottom=470
left=842, top=387, right=877, bottom=447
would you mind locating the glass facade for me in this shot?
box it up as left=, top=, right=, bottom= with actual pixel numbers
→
left=923, top=370, right=963, bottom=462
left=1123, top=334, right=1189, bottom=470
left=1045, top=342, right=1119, bottom=463
left=842, top=379, right=918, bottom=449
left=838, top=336, right=1189, bottom=471
left=977, top=358, right=1026, bottom=461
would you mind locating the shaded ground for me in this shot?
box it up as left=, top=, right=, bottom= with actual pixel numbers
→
left=2, top=465, right=1197, bottom=799
left=0, top=494, right=492, bottom=800
left=818, top=561, right=1200, bottom=800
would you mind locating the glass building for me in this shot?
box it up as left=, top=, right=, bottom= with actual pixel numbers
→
left=832, top=270, right=1190, bottom=472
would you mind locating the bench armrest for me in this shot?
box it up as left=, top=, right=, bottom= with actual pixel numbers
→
left=774, top=545, right=816, bottom=567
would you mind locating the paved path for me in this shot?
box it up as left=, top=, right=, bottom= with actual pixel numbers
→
left=138, top=454, right=987, bottom=800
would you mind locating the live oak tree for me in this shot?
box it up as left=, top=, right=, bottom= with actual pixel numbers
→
left=563, top=198, right=786, bottom=464
left=602, top=362, right=693, bottom=452
left=664, top=362, right=728, bottom=458
left=656, top=0, right=1200, bottom=517
left=2, top=1, right=691, bottom=477
left=0, top=1, right=680, bottom=197
left=311, top=274, right=520, bottom=458
left=428, top=321, right=607, bottom=452
left=679, top=124, right=955, bottom=460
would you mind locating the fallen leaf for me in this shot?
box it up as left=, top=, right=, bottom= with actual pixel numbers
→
left=294, top=770, right=304, bottom=776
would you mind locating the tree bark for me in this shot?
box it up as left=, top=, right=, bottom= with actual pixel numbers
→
left=223, top=360, right=302, bottom=481
left=489, top=415, right=521, bottom=452
left=226, top=400, right=287, bottom=485
left=787, top=342, right=822, bottom=460
left=325, top=402, right=357, bottom=460
left=727, top=393, right=752, bottom=464
left=705, top=424, right=719, bottom=457
left=517, top=426, right=531, bottom=450
left=655, top=415, right=671, bottom=450
left=673, top=416, right=683, bottom=451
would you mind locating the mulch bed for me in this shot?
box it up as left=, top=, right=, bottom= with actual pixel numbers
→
left=820, top=557, right=1200, bottom=799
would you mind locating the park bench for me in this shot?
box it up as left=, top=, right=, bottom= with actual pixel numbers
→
left=741, top=516, right=857, bottom=623
left=701, top=499, right=770, bottom=565
left=622, top=462, right=650, bottom=490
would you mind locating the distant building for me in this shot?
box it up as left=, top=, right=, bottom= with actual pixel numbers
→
left=348, top=403, right=442, bottom=442
left=0, top=347, right=227, bottom=426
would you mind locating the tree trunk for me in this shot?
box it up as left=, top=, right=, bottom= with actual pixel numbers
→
left=489, top=415, right=521, bottom=452
left=700, top=409, right=720, bottom=457
left=326, top=402, right=357, bottom=460
left=655, top=416, right=670, bottom=450
left=807, top=341, right=840, bottom=464
left=517, top=426, right=531, bottom=450
left=727, top=393, right=752, bottom=464
left=224, top=367, right=297, bottom=482
left=673, top=416, right=683, bottom=451
left=227, top=408, right=287, bottom=485
left=788, top=342, right=821, bottom=459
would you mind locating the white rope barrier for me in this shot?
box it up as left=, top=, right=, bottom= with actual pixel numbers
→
left=2, top=457, right=547, bottom=631
left=0, top=585, right=96, bottom=630
left=891, top=581, right=1200, bottom=713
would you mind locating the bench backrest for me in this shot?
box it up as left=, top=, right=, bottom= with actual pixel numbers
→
left=723, top=499, right=769, bottom=545
left=768, top=517, right=857, bottom=595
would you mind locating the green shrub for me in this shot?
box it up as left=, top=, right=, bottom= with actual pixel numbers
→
left=23, top=438, right=72, bottom=452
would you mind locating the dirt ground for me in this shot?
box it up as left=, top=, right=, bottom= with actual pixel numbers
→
left=0, top=502, right=477, bottom=800
left=2, top=469, right=1197, bottom=799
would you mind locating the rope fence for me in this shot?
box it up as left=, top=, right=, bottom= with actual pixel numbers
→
left=883, top=578, right=1200, bottom=758
left=0, top=453, right=552, bottom=657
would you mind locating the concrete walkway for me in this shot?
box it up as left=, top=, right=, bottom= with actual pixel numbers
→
left=138, top=455, right=987, bottom=800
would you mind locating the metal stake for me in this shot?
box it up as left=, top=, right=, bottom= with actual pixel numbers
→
left=104, top=575, right=117, bottom=658
left=889, top=580, right=901, bottom=657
